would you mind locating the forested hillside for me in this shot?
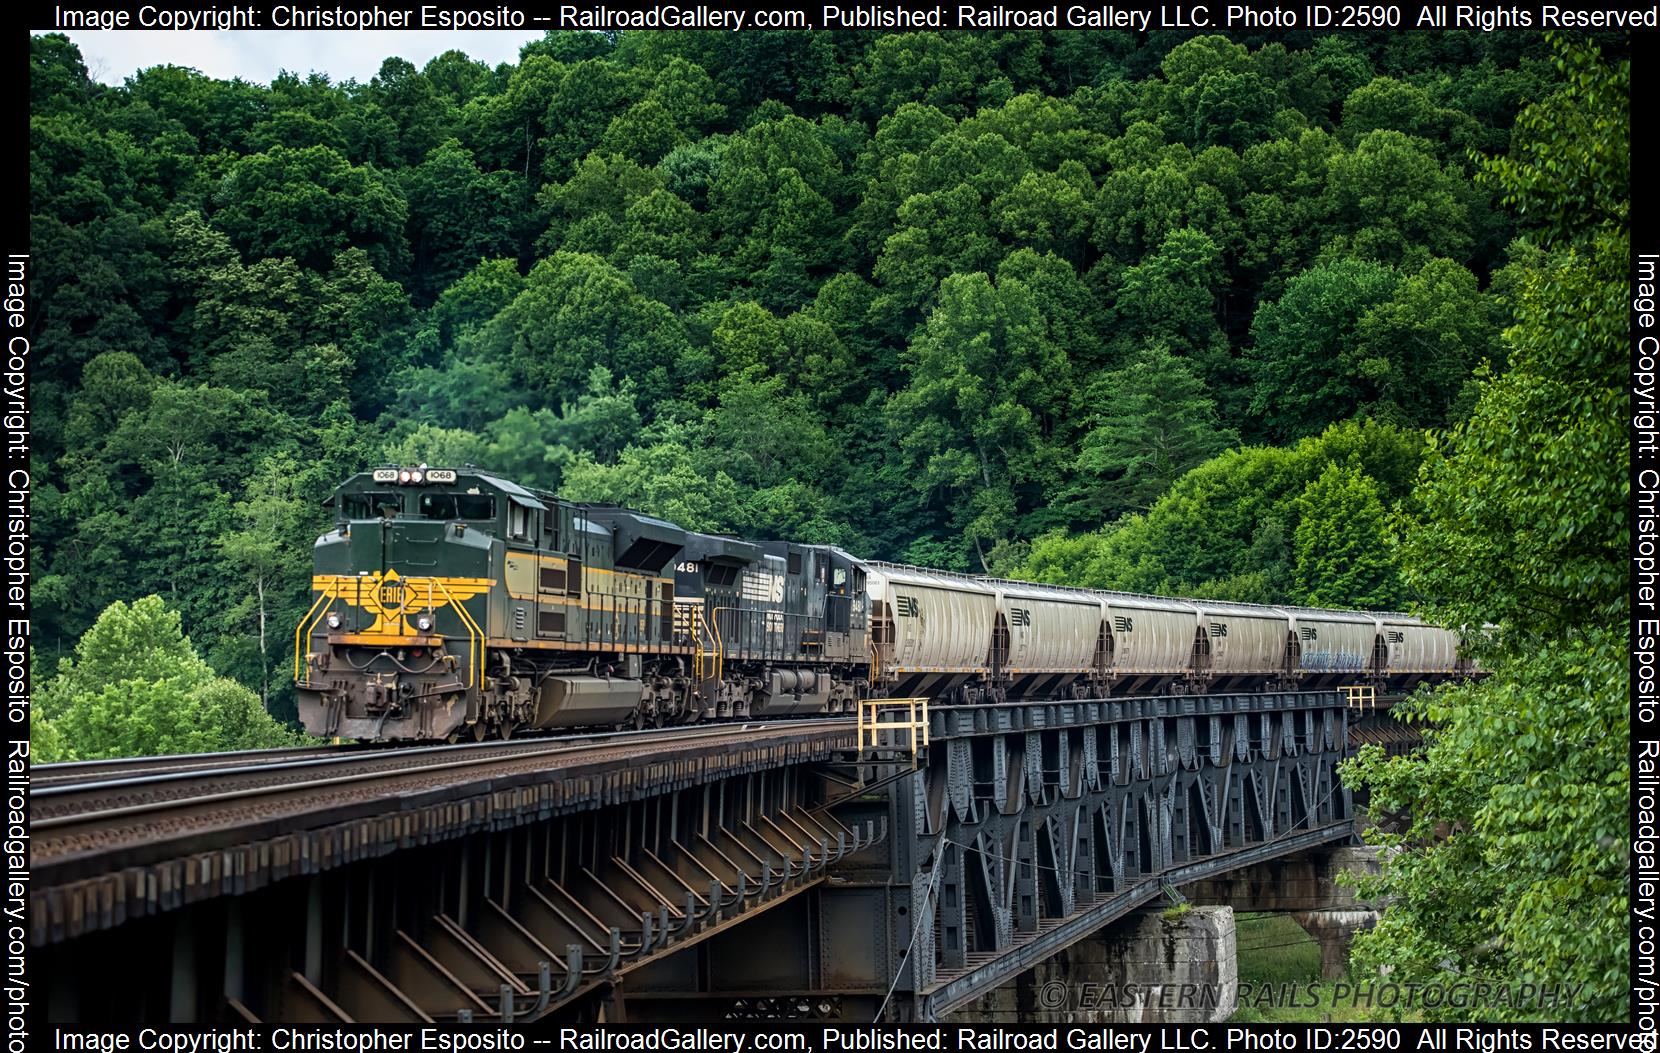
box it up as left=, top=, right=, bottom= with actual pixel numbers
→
left=31, top=29, right=1577, bottom=724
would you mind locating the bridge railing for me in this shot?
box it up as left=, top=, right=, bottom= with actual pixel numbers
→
left=1340, top=683, right=1378, bottom=712
left=858, top=696, right=930, bottom=764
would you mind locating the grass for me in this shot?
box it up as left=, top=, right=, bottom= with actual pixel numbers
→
left=1229, top=913, right=1413, bottom=1023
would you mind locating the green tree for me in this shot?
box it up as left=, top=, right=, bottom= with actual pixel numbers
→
left=37, top=596, right=300, bottom=760
left=851, top=33, right=988, bottom=120
left=1015, top=420, right=1420, bottom=604
left=472, top=252, right=695, bottom=408
left=1352, top=256, right=1495, bottom=427
left=217, top=453, right=314, bottom=711
left=402, top=138, right=521, bottom=304
left=1321, top=128, right=1476, bottom=266
left=560, top=422, right=747, bottom=534
left=1290, top=463, right=1402, bottom=607
left=210, top=145, right=410, bottom=277
left=1245, top=258, right=1399, bottom=440
left=992, top=166, right=1094, bottom=263
left=1071, top=344, right=1238, bottom=519
left=1106, top=226, right=1234, bottom=397
left=1344, top=40, right=1629, bottom=1022
left=887, top=270, right=1071, bottom=566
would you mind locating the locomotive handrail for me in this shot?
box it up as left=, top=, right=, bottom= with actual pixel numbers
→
left=434, top=578, right=484, bottom=690
left=672, top=604, right=720, bottom=681
left=293, top=587, right=343, bottom=686
left=710, top=607, right=832, bottom=667
left=709, top=605, right=724, bottom=684
left=698, top=606, right=719, bottom=682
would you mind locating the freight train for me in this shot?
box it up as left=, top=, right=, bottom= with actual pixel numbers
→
left=295, top=467, right=1473, bottom=741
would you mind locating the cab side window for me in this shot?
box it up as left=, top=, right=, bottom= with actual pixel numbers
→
left=509, top=504, right=529, bottom=539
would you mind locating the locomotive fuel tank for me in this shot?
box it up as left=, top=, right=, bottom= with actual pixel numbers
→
left=533, top=675, right=645, bottom=727
left=755, top=668, right=832, bottom=715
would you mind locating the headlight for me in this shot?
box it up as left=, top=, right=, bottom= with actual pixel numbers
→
left=410, top=470, right=424, bottom=484
left=398, top=469, right=412, bottom=483
left=326, top=613, right=342, bottom=629
left=415, top=614, right=433, bottom=632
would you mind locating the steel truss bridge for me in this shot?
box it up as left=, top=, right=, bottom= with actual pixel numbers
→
left=32, top=690, right=1369, bottom=1024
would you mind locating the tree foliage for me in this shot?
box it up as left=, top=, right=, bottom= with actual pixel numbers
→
left=32, top=596, right=302, bottom=761
left=1342, top=39, right=1629, bottom=1021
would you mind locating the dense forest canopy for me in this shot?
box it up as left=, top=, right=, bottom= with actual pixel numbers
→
left=28, top=28, right=1614, bottom=727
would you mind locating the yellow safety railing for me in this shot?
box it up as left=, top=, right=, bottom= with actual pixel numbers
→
left=674, top=604, right=721, bottom=682
left=433, top=578, right=484, bottom=689
left=1340, top=684, right=1377, bottom=712
left=858, top=697, right=930, bottom=765
left=293, top=588, right=340, bottom=686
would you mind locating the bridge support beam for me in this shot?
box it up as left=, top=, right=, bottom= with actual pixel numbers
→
left=617, top=694, right=1358, bottom=1024
left=946, top=907, right=1238, bottom=1024
left=1179, top=845, right=1382, bottom=913
left=1181, top=845, right=1384, bottom=980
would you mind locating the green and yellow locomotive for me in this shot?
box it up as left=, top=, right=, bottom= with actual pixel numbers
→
left=295, top=467, right=869, bottom=740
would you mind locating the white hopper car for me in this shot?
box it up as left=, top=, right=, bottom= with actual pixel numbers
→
left=862, top=562, right=1473, bottom=701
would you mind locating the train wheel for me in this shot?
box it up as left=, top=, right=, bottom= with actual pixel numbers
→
left=472, top=720, right=488, bottom=742
left=499, top=721, right=515, bottom=740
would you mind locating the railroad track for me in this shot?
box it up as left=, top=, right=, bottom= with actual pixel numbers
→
left=31, top=720, right=854, bottom=870
left=33, top=717, right=850, bottom=789
left=33, top=743, right=378, bottom=788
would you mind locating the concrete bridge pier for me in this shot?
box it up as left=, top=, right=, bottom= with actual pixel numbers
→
left=1182, top=844, right=1386, bottom=982
left=946, top=906, right=1239, bottom=1025
left=1292, top=910, right=1379, bottom=981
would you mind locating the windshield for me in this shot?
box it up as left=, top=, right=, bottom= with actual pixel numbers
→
left=341, top=491, right=402, bottom=519
left=419, top=492, right=497, bottom=521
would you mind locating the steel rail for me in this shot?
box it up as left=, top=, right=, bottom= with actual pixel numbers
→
left=33, top=719, right=848, bottom=826
left=33, top=744, right=363, bottom=786
left=35, top=717, right=849, bottom=793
